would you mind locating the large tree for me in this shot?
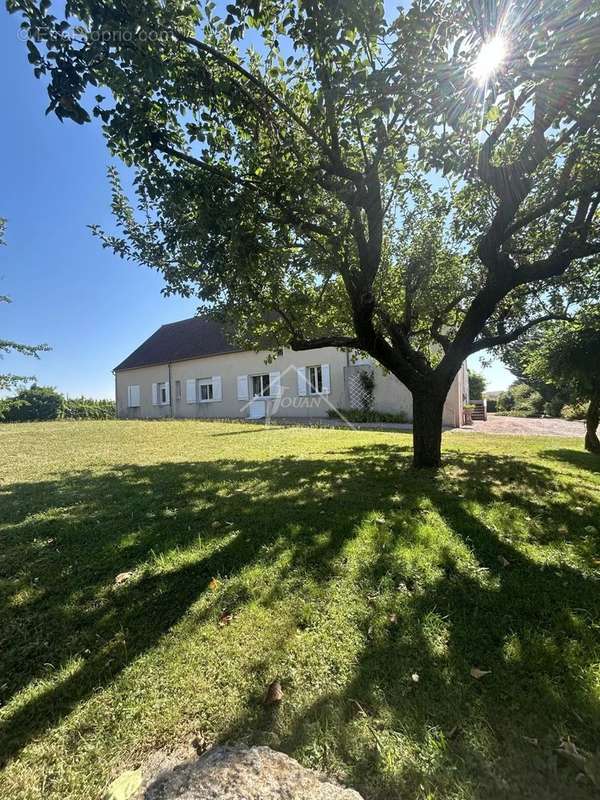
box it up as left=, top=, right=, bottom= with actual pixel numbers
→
left=9, top=0, right=600, bottom=466
left=0, top=219, right=49, bottom=390
left=524, top=308, right=600, bottom=453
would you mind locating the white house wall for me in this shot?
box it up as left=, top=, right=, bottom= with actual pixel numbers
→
left=115, top=347, right=464, bottom=425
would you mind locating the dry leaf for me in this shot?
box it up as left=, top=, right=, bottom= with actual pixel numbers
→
left=523, top=736, right=539, bottom=747
left=264, top=680, right=284, bottom=704
left=411, top=672, right=420, bottom=683
left=470, top=666, right=492, bottom=679
left=374, top=517, right=386, bottom=526
left=218, top=610, right=233, bottom=627
left=389, top=613, right=398, bottom=624
left=208, top=577, right=220, bottom=591
left=114, top=571, right=133, bottom=586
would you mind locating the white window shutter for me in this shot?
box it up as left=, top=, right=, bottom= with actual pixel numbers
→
left=321, top=364, right=331, bottom=394
left=212, top=376, right=222, bottom=401
left=297, top=367, right=307, bottom=396
left=129, top=385, right=140, bottom=407
left=186, top=379, right=196, bottom=403
left=269, top=371, right=281, bottom=398
left=164, top=381, right=170, bottom=404
left=152, top=382, right=158, bottom=405
left=237, top=375, right=249, bottom=400
left=127, top=385, right=132, bottom=407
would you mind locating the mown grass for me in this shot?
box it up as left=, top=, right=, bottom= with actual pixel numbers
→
left=0, top=420, right=599, bottom=800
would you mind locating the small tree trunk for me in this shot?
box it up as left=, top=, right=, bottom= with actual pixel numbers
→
left=585, top=394, right=600, bottom=454
left=412, top=391, right=445, bottom=469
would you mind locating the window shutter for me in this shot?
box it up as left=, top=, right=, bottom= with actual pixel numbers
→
left=321, top=364, right=331, bottom=395
left=186, top=379, right=196, bottom=403
left=269, top=371, right=281, bottom=398
left=212, top=376, right=222, bottom=401
left=237, top=375, right=249, bottom=400
left=127, top=385, right=132, bottom=407
left=164, top=381, right=170, bottom=404
left=297, top=367, right=307, bottom=396
left=152, top=382, right=158, bottom=405
left=130, top=385, right=140, bottom=407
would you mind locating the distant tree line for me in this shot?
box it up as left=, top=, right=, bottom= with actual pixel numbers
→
left=0, top=385, right=115, bottom=422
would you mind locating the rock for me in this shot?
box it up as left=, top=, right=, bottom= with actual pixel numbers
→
left=141, top=745, right=364, bottom=800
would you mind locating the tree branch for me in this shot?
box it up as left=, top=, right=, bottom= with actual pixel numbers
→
left=468, top=313, right=571, bottom=353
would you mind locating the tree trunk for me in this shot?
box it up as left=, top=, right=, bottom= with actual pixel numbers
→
left=585, top=394, right=600, bottom=454
left=412, top=391, right=445, bottom=469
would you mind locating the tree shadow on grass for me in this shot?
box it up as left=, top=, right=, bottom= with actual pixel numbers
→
left=540, top=448, right=600, bottom=475
left=1, top=444, right=599, bottom=799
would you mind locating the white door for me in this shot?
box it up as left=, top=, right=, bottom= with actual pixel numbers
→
left=249, top=400, right=266, bottom=419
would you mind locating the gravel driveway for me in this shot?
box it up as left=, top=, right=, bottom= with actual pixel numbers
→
left=460, top=414, right=585, bottom=437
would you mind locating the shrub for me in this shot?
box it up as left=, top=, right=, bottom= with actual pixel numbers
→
left=357, top=369, right=375, bottom=411
left=496, top=382, right=544, bottom=417
left=561, top=402, right=587, bottom=421
left=2, top=385, right=64, bottom=422
left=61, top=398, right=115, bottom=420
left=328, top=407, right=409, bottom=424
left=0, top=387, right=115, bottom=422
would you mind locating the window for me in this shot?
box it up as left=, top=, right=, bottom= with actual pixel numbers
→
left=252, top=373, right=270, bottom=397
left=159, top=382, right=169, bottom=404
left=307, top=365, right=323, bottom=394
left=175, top=380, right=182, bottom=401
left=197, top=378, right=214, bottom=402
left=127, top=385, right=140, bottom=408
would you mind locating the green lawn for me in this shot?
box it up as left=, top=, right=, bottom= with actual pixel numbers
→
left=0, top=420, right=599, bottom=799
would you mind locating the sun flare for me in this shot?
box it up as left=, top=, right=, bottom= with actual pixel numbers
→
left=472, top=36, right=507, bottom=84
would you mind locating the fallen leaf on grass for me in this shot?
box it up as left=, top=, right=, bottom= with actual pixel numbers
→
left=114, top=572, right=133, bottom=586
left=411, top=673, right=420, bottom=683
left=470, top=667, right=492, bottom=679
left=208, top=577, right=220, bottom=591
left=104, top=768, right=142, bottom=800
left=218, top=610, right=233, bottom=627
left=523, top=736, right=539, bottom=746
left=389, top=613, right=398, bottom=624
left=374, top=517, right=386, bottom=526
left=264, top=680, right=284, bottom=704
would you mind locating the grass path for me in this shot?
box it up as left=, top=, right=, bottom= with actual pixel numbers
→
left=0, top=420, right=599, bottom=799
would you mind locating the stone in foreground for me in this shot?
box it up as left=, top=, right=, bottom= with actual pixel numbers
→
left=142, top=745, right=364, bottom=800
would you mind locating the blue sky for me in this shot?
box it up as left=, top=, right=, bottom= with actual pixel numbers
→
left=1, top=11, right=514, bottom=398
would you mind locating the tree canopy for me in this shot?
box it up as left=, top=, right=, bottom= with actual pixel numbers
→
left=523, top=307, right=600, bottom=451
left=468, top=369, right=486, bottom=401
left=9, top=0, right=600, bottom=465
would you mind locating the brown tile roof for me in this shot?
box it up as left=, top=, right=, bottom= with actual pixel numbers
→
left=114, top=317, right=241, bottom=371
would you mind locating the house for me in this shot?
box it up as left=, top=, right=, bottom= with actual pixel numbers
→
left=114, top=317, right=468, bottom=426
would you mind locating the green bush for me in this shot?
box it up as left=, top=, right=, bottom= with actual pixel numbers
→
left=560, top=402, right=587, bottom=421
left=0, top=387, right=115, bottom=422
left=497, top=382, right=545, bottom=417
left=328, top=408, right=409, bottom=424
left=1, top=385, right=64, bottom=422
left=61, top=398, right=115, bottom=420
